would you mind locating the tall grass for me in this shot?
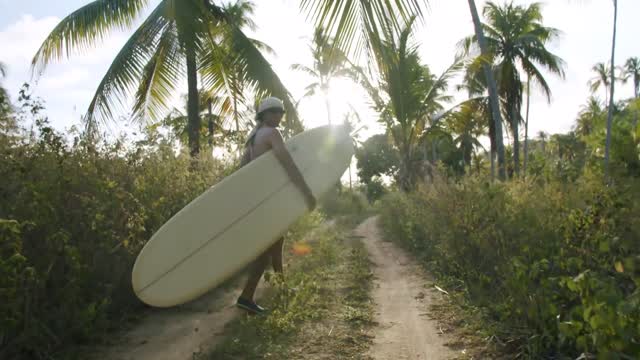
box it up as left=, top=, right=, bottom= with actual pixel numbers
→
left=379, top=176, right=640, bottom=358
left=1, top=118, right=228, bottom=359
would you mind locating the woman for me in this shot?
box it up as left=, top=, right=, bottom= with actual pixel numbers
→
left=236, top=96, right=316, bottom=314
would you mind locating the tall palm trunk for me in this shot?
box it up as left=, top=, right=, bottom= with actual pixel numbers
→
left=632, top=78, right=639, bottom=130
left=490, top=152, right=495, bottom=178
left=467, top=0, right=506, bottom=181
left=208, top=98, right=214, bottom=147
left=604, top=0, right=618, bottom=179
left=234, top=90, right=241, bottom=156
left=523, top=76, right=531, bottom=178
left=432, top=140, right=437, bottom=163
left=186, top=43, right=200, bottom=157
left=512, top=100, right=520, bottom=177
left=634, top=82, right=639, bottom=130
left=398, top=138, right=414, bottom=192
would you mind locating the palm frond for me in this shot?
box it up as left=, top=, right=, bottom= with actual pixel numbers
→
left=290, top=64, right=319, bottom=78
left=132, top=21, right=184, bottom=123
left=348, top=62, right=386, bottom=111
left=217, top=23, right=302, bottom=132
left=32, top=0, right=149, bottom=75
left=250, top=38, right=275, bottom=55
left=222, top=0, right=258, bottom=31
left=521, top=57, right=553, bottom=102
left=302, top=82, right=320, bottom=99
left=86, top=3, right=169, bottom=127
left=526, top=47, right=566, bottom=80
left=588, top=62, right=610, bottom=93
left=332, top=67, right=357, bottom=79
left=420, top=57, right=464, bottom=111
left=298, top=0, right=427, bottom=56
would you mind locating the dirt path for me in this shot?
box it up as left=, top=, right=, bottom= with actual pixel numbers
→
left=356, top=217, right=458, bottom=360
left=95, top=218, right=457, bottom=359
left=96, top=283, right=249, bottom=360
left=95, top=220, right=337, bottom=360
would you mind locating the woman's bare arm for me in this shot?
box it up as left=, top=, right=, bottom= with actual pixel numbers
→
left=266, top=129, right=316, bottom=210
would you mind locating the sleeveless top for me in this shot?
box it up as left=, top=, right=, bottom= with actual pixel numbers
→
left=239, top=123, right=263, bottom=167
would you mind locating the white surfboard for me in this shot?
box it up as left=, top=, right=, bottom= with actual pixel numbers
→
left=132, top=125, right=354, bottom=307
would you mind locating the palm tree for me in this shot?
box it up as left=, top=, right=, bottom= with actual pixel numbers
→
left=1, top=61, right=11, bottom=120
left=458, top=62, right=505, bottom=178
left=32, top=0, right=299, bottom=157
left=201, top=1, right=267, bottom=138
left=523, top=76, right=531, bottom=177
left=537, top=130, right=548, bottom=154
left=575, top=97, right=604, bottom=138
left=621, top=57, right=640, bottom=130
left=461, top=2, right=566, bottom=177
left=604, top=0, right=618, bottom=179
left=159, top=90, right=240, bottom=149
left=0, top=61, right=7, bottom=101
left=351, top=18, right=461, bottom=191
left=446, top=101, right=487, bottom=171
left=621, top=57, right=640, bottom=100
left=198, top=1, right=303, bottom=141
left=588, top=62, right=612, bottom=101
left=466, top=0, right=506, bottom=181
left=291, top=27, right=351, bottom=125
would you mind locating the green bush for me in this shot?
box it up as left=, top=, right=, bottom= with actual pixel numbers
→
left=319, top=187, right=369, bottom=217
left=379, top=176, right=640, bottom=358
left=362, top=177, right=388, bottom=203
left=0, top=118, right=227, bottom=358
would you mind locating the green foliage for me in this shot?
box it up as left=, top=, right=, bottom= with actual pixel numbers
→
left=361, top=177, right=387, bottom=203
left=319, top=187, right=369, bottom=217
left=0, top=61, right=12, bottom=121
left=351, top=17, right=463, bottom=191
left=0, top=104, right=227, bottom=358
left=355, top=133, right=398, bottom=183
left=379, top=176, right=640, bottom=358
left=443, top=99, right=487, bottom=168
left=461, top=1, right=565, bottom=176
left=207, top=217, right=373, bottom=359
left=32, top=0, right=302, bottom=155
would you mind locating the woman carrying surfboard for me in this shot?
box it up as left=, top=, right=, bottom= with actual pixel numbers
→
left=236, top=96, right=317, bottom=315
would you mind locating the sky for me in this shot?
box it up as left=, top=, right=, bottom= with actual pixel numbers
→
left=1, top=0, right=639, bottom=143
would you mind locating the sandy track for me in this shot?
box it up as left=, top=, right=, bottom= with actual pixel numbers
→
left=356, top=217, right=457, bottom=360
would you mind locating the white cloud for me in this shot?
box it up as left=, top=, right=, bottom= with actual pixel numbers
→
left=1, top=13, right=138, bottom=129
left=39, top=67, right=90, bottom=90
left=0, top=14, right=60, bottom=65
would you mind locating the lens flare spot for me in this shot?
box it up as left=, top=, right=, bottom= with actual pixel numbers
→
left=292, top=243, right=312, bottom=256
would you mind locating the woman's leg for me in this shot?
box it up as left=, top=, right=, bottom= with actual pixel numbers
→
left=239, top=252, right=270, bottom=301
left=270, top=237, right=285, bottom=273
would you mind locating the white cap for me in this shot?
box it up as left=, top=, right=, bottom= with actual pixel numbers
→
left=257, top=96, right=285, bottom=114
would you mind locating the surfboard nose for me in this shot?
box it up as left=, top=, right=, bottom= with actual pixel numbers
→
left=324, top=124, right=355, bottom=152
left=327, top=124, right=353, bottom=140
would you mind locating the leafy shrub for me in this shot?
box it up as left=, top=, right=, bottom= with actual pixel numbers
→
left=0, top=118, right=227, bottom=358
left=362, top=177, right=388, bottom=203
left=319, top=187, right=369, bottom=217
left=379, top=176, right=640, bottom=358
